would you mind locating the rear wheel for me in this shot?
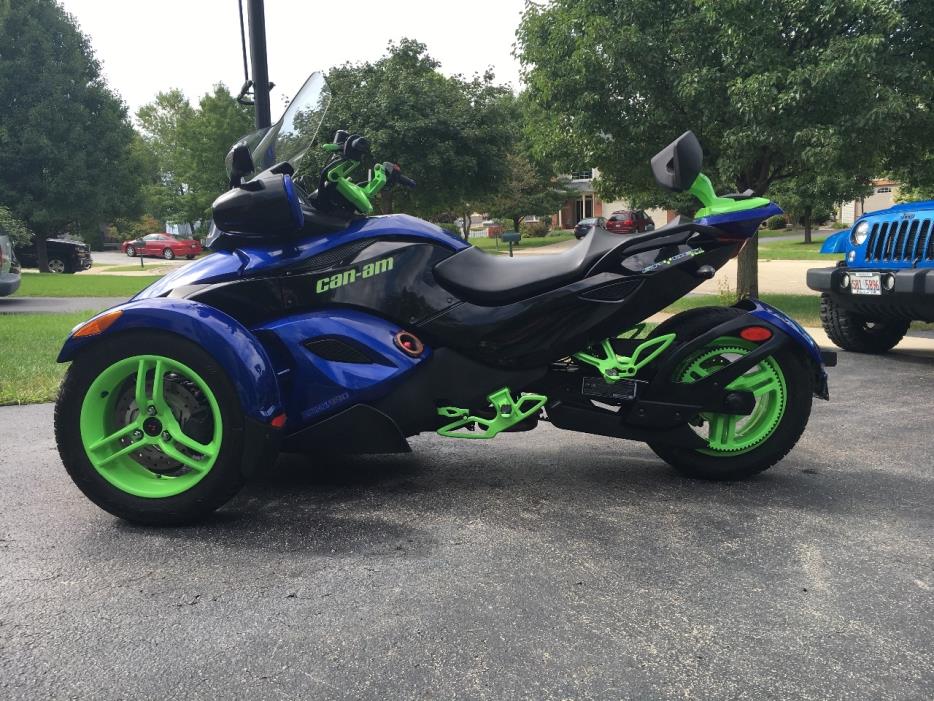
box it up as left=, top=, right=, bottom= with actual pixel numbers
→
left=647, top=307, right=813, bottom=480
left=162, top=248, right=175, bottom=260
left=55, top=331, right=247, bottom=525
left=820, top=293, right=908, bottom=353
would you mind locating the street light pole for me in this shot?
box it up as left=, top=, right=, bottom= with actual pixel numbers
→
left=246, top=0, right=271, bottom=129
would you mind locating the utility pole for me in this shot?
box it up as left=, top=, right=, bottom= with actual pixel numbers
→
left=246, top=0, right=271, bottom=129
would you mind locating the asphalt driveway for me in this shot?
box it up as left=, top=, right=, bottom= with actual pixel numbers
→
left=0, top=349, right=931, bottom=699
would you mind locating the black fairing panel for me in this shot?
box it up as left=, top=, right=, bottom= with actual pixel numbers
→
left=186, top=239, right=457, bottom=328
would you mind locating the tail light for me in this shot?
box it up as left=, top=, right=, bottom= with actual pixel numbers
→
left=623, top=219, right=634, bottom=227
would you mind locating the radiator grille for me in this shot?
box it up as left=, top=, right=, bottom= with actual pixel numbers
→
left=865, top=218, right=934, bottom=263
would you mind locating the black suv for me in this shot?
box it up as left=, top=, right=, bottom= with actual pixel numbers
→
left=15, top=238, right=92, bottom=274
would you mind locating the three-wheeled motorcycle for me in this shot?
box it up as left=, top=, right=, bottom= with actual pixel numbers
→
left=54, top=72, right=835, bottom=524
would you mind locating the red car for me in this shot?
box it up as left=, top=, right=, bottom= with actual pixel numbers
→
left=122, top=233, right=202, bottom=260
left=605, top=209, right=655, bottom=234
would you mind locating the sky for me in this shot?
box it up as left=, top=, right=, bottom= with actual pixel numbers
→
left=58, top=0, right=528, bottom=119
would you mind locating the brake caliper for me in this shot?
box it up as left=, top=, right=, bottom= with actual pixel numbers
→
left=573, top=333, right=676, bottom=382
left=436, top=387, right=548, bottom=439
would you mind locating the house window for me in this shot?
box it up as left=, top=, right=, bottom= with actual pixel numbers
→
left=876, top=187, right=892, bottom=194
left=570, top=169, right=593, bottom=181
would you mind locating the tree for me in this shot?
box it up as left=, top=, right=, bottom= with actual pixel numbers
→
left=0, top=0, right=145, bottom=271
left=517, top=0, right=932, bottom=296
left=0, top=205, right=31, bottom=247
left=486, top=153, right=571, bottom=232
left=772, top=174, right=872, bottom=242
left=314, top=39, right=515, bottom=222
left=137, top=85, right=252, bottom=235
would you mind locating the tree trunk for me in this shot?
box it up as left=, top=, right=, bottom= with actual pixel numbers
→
left=35, top=236, right=49, bottom=274
left=380, top=190, right=393, bottom=215
left=803, top=206, right=812, bottom=244
left=461, top=210, right=471, bottom=240
left=512, top=216, right=522, bottom=233
left=736, top=233, right=759, bottom=299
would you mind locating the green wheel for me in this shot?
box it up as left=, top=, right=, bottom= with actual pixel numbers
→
left=647, top=307, right=814, bottom=480
left=56, top=332, right=248, bottom=524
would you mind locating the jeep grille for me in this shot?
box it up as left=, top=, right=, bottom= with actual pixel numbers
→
left=865, top=218, right=934, bottom=263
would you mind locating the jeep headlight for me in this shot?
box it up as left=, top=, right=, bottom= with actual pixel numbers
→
left=850, top=221, right=870, bottom=245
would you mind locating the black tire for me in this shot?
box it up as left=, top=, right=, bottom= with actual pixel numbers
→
left=55, top=331, right=248, bottom=525
left=125, top=245, right=136, bottom=257
left=819, top=293, right=908, bottom=354
left=647, top=306, right=814, bottom=480
left=162, top=248, right=175, bottom=260
left=185, top=255, right=195, bottom=260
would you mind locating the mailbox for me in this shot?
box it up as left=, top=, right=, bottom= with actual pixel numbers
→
left=501, top=232, right=521, bottom=243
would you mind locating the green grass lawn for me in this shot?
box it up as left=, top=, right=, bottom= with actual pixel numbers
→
left=13, top=272, right=163, bottom=297
left=758, top=234, right=836, bottom=261
left=0, top=311, right=105, bottom=405
left=470, top=231, right=576, bottom=252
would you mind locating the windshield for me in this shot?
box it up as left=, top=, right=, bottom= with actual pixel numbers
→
left=232, top=72, right=331, bottom=180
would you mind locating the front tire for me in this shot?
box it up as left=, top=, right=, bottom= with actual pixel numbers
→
left=55, top=331, right=248, bottom=525
left=820, top=293, right=908, bottom=353
left=47, top=257, right=70, bottom=274
left=125, top=245, right=136, bottom=257
left=647, top=307, right=814, bottom=480
left=162, top=248, right=175, bottom=260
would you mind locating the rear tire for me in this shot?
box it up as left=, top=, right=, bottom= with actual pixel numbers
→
left=647, top=307, right=813, bottom=480
left=55, top=331, right=247, bottom=525
left=820, top=293, right=908, bottom=353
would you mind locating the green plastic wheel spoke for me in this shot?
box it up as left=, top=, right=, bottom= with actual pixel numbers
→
left=79, top=354, right=223, bottom=499
left=88, top=422, right=139, bottom=452
left=731, top=368, right=781, bottom=396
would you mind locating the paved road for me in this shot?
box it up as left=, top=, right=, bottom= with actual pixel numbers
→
left=1, top=350, right=932, bottom=699
left=0, top=296, right=123, bottom=314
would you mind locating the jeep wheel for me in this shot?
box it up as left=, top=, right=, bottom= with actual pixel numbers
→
left=820, top=293, right=909, bottom=354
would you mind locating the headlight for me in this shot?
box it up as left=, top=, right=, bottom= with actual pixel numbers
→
left=850, top=221, right=870, bottom=245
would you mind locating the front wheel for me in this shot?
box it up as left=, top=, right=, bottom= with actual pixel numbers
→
left=819, top=293, right=908, bottom=353
left=125, top=245, right=136, bottom=257
left=647, top=307, right=813, bottom=480
left=47, top=257, right=70, bottom=274
left=55, top=331, right=248, bottom=525
left=162, top=248, right=175, bottom=260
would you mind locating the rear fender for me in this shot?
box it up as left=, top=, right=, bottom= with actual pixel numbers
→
left=57, top=299, right=282, bottom=421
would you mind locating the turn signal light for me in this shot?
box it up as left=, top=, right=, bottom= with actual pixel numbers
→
left=72, top=310, right=123, bottom=338
left=739, top=326, right=773, bottom=342
left=270, top=413, right=287, bottom=429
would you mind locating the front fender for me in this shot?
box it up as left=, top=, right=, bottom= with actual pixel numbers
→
left=58, top=299, right=282, bottom=421
left=820, top=230, right=849, bottom=254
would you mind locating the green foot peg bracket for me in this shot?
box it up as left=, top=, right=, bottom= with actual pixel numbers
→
left=574, top=333, right=676, bottom=382
left=437, top=387, right=548, bottom=439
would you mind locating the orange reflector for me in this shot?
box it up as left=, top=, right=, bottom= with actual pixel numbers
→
left=72, top=310, right=123, bottom=338
left=739, top=326, right=772, bottom=342
left=270, top=413, right=287, bottom=429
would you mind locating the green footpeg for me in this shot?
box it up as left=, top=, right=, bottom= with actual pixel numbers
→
left=573, top=333, right=676, bottom=383
left=437, top=387, right=547, bottom=439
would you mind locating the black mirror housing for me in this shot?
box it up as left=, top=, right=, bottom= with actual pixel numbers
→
left=650, top=131, right=703, bottom=192
left=226, top=142, right=256, bottom=188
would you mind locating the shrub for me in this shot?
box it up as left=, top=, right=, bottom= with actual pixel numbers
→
left=437, top=222, right=461, bottom=237
left=765, top=215, right=787, bottom=230
left=520, top=221, right=550, bottom=238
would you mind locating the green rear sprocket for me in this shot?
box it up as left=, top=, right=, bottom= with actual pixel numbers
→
left=677, top=338, right=787, bottom=455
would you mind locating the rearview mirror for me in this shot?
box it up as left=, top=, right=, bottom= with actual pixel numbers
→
left=650, top=131, right=703, bottom=192
left=226, top=142, right=255, bottom=188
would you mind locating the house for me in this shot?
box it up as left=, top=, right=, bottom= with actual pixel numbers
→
left=838, top=179, right=899, bottom=225
left=551, top=168, right=670, bottom=229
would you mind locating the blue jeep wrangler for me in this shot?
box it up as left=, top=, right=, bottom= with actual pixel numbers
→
left=807, top=201, right=934, bottom=353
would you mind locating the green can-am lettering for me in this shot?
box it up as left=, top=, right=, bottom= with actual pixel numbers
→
left=79, top=355, right=223, bottom=498
left=689, top=172, right=771, bottom=217
left=437, top=387, right=547, bottom=439
left=678, top=337, right=787, bottom=455
left=314, top=255, right=394, bottom=294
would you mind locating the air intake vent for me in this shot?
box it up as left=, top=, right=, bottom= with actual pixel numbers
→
left=865, top=218, right=934, bottom=263
left=296, top=240, right=373, bottom=272
left=303, top=336, right=393, bottom=365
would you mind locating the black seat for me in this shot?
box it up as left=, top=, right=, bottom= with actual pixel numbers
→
left=433, top=225, right=622, bottom=305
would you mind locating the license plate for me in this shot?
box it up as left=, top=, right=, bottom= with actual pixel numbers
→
left=851, top=272, right=881, bottom=296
